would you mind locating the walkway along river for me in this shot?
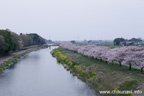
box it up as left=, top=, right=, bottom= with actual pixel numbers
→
left=0, top=47, right=96, bottom=96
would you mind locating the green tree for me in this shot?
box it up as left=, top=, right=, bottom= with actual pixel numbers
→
left=129, top=38, right=142, bottom=45
left=0, top=29, right=46, bottom=56
left=113, top=38, right=125, bottom=45
left=0, top=30, right=18, bottom=55
left=28, top=33, right=46, bottom=45
left=0, top=35, right=6, bottom=55
left=20, top=34, right=33, bottom=47
left=10, top=32, right=20, bottom=50
left=70, top=40, right=76, bottom=44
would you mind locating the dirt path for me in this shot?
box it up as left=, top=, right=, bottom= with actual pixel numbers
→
left=65, top=50, right=144, bottom=79
left=0, top=49, right=32, bottom=65
left=0, top=45, right=48, bottom=66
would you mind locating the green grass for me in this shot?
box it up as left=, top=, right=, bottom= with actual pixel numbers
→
left=0, top=47, right=46, bottom=73
left=119, top=80, right=138, bottom=90
left=0, top=51, right=30, bottom=73
left=60, top=47, right=144, bottom=77
left=55, top=47, right=144, bottom=96
left=68, top=49, right=144, bottom=76
left=58, top=47, right=144, bottom=75
left=90, top=57, right=144, bottom=76
left=58, top=47, right=144, bottom=79
left=58, top=47, right=144, bottom=85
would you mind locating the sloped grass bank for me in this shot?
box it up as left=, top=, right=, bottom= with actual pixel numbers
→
left=78, top=54, right=144, bottom=76
left=51, top=48, right=144, bottom=96
left=0, top=47, right=46, bottom=73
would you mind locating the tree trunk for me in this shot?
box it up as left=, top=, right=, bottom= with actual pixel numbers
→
left=111, top=62, right=113, bottom=65
left=119, top=62, right=121, bottom=67
left=141, top=67, right=144, bottom=74
left=129, top=64, right=132, bottom=70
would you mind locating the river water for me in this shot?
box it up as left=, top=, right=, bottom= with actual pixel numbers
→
left=0, top=48, right=96, bottom=96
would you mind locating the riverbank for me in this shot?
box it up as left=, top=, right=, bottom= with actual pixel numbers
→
left=0, top=47, right=96, bottom=96
left=0, top=46, right=47, bottom=73
left=51, top=47, right=144, bottom=96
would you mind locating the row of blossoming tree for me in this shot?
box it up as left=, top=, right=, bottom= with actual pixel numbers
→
left=60, top=43, right=144, bottom=73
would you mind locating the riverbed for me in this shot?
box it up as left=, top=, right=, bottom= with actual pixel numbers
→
left=0, top=48, right=96, bottom=96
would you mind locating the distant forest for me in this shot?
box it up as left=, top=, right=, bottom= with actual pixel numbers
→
left=0, top=29, right=46, bottom=56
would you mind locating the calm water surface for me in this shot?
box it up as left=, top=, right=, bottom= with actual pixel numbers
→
left=0, top=48, right=96, bottom=96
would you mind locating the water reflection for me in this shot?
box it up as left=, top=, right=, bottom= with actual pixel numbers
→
left=0, top=48, right=96, bottom=96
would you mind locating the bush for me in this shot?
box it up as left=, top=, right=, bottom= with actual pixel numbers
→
left=52, top=48, right=73, bottom=67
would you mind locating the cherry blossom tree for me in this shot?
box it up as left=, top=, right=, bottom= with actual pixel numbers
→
left=60, top=42, right=144, bottom=73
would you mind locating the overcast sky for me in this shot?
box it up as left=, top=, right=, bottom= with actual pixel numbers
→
left=0, top=0, right=144, bottom=41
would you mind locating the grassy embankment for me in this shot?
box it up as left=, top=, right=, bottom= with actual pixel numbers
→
left=0, top=47, right=46, bottom=73
left=51, top=47, right=144, bottom=96
left=75, top=53, right=144, bottom=76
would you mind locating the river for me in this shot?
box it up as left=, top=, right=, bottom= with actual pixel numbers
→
left=0, top=48, right=96, bottom=96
